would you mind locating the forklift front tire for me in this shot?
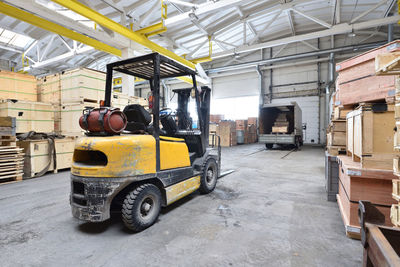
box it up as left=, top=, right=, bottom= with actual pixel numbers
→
left=199, top=158, right=218, bottom=194
left=122, top=184, right=161, bottom=232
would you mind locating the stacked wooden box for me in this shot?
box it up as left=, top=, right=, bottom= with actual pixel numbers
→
left=373, top=48, right=400, bottom=228
left=208, top=120, right=237, bottom=147
left=326, top=106, right=350, bottom=156
left=0, top=117, right=23, bottom=183
left=272, top=113, right=289, bottom=133
left=235, top=118, right=258, bottom=144
left=17, top=137, right=76, bottom=179
left=333, top=41, right=400, bottom=239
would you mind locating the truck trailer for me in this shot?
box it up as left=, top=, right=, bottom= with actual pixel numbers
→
left=258, top=102, right=303, bottom=149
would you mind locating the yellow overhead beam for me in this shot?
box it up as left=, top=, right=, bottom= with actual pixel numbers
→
left=51, top=0, right=196, bottom=70
left=0, top=2, right=121, bottom=57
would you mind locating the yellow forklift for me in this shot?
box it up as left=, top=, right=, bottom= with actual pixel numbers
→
left=70, top=53, right=221, bottom=232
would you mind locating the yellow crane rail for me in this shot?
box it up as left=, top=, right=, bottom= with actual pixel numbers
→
left=0, top=2, right=121, bottom=57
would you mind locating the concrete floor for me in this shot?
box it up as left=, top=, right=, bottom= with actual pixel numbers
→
left=0, top=144, right=362, bottom=266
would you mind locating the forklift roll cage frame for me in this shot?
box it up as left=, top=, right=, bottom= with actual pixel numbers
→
left=103, top=52, right=207, bottom=173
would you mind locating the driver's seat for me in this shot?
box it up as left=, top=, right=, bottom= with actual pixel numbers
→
left=123, top=104, right=151, bottom=133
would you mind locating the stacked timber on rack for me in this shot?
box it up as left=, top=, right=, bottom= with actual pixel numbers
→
left=0, top=117, right=23, bottom=183
left=271, top=113, right=289, bottom=133
left=333, top=41, right=400, bottom=239
left=374, top=47, right=400, bottom=228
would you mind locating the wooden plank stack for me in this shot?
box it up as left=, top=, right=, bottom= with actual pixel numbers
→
left=271, top=113, right=289, bottom=133
left=374, top=47, right=400, bottom=228
left=333, top=41, right=400, bottom=239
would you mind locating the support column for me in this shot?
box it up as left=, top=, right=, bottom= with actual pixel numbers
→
left=121, top=46, right=135, bottom=96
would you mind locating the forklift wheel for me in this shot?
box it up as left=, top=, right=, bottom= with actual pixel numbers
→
left=199, top=158, right=218, bottom=194
left=122, top=184, right=161, bottom=232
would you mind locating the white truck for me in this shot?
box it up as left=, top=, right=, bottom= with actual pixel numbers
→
left=258, top=102, right=303, bottom=149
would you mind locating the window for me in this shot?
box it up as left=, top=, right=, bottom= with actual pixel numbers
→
left=0, top=28, right=34, bottom=48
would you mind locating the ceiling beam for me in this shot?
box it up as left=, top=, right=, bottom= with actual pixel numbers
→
left=0, top=2, right=121, bottom=57
left=291, top=7, right=331, bottom=28
left=51, top=0, right=196, bottom=69
left=164, top=0, right=247, bottom=27
left=350, top=0, right=388, bottom=24
left=3, top=0, right=129, bottom=49
left=211, top=14, right=400, bottom=59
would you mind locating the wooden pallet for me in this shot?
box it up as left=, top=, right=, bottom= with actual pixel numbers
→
left=0, top=145, right=24, bottom=184
left=0, top=136, right=16, bottom=146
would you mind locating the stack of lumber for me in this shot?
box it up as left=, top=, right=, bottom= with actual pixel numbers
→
left=333, top=41, right=400, bottom=239
left=0, top=117, right=23, bottom=183
left=374, top=48, right=400, bottom=228
left=17, top=137, right=76, bottom=178
left=271, top=113, right=289, bottom=133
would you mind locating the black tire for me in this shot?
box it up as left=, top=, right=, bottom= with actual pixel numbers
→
left=199, top=158, right=218, bottom=194
left=122, top=184, right=161, bottom=232
left=265, top=143, right=273, bottom=149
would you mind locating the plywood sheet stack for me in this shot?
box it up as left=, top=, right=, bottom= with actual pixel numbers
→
left=333, top=41, right=400, bottom=239
left=271, top=113, right=289, bottom=133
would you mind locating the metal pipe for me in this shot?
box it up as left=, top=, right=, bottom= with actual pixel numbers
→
left=256, top=65, right=263, bottom=106
left=269, top=47, right=273, bottom=103
left=207, top=41, right=385, bottom=73
left=317, top=38, right=321, bottom=145
left=388, top=23, right=394, bottom=42
left=325, top=53, right=335, bottom=138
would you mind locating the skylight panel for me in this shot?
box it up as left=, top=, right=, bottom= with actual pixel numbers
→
left=0, top=27, right=34, bottom=48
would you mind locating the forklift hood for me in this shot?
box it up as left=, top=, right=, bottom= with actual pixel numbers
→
left=71, top=135, right=156, bottom=178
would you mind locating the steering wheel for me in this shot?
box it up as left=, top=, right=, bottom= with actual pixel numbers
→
left=159, top=108, right=172, bottom=119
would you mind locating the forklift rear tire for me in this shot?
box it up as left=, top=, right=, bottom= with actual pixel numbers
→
left=122, top=184, right=161, bottom=232
left=199, top=158, right=218, bottom=194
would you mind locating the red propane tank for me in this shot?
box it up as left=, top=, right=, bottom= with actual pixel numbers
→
left=79, top=107, right=127, bottom=134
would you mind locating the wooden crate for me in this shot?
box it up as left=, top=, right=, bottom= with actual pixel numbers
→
left=38, top=73, right=61, bottom=104
left=60, top=68, right=105, bottom=103
left=60, top=101, right=98, bottom=136
left=347, top=104, right=395, bottom=170
left=111, top=92, right=129, bottom=110
left=247, top=117, right=257, bottom=126
left=0, top=70, right=37, bottom=102
left=235, top=120, right=248, bottom=131
left=217, top=121, right=236, bottom=147
left=391, top=204, right=400, bottom=227
left=128, top=96, right=148, bottom=107
left=210, top=114, right=224, bottom=123
left=333, top=106, right=352, bottom=120
left=328, top=120, right=346, bottom=132
left=327, top=131, right=346, bottom=146
left=0, top=117, right=16, bottom=136
left=336, top=41, right=400, bottom=106
left=0, top=99, right=54, bottom=133
left=338, top=155, right=396, bottom=206
left=17, top=137, right=76, bottom=178
left=337, top=188, right=392, bottom=240
left=272, top=126, right=288, bottom=133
